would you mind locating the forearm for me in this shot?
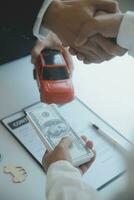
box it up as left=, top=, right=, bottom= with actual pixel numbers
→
left=117, top=11, right=134, bottom=57
left=46, top=161, right=99, bottom=200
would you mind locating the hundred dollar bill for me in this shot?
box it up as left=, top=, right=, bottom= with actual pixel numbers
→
left=25, top=103, right=93, bottom=166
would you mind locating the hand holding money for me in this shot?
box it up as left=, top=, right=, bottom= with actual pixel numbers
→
left=42, top=136, right=96, bottom=174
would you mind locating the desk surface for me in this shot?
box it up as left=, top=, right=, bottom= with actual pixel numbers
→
left=0, top=54, right=133, bottom=200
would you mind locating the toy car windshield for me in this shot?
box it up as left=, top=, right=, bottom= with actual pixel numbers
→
left=42, top=67, right=69, bottom=80
left=43, top=50, right=65, bottom=65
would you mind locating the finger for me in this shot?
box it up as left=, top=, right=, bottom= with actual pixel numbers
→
left=79, top=165, right=89, bottom=174
left=76, top=53, right=85, bottom=61
left=42, top=150, right=50, bottom=161
left=69, top=47, right=77, bottom=56
left=83, top=57, right=103, bottom=64
left=95, top=11, right=108, bottom=17
left=81, top=136, right=87, bottom=143
left=96, top=36, right=127, bottom=56
left=62, top=48, right=74, bottom=70
left=31, top=40, right=46, bottom=64
left=88, top=44, right=113, bottom=61
left=83, top=56, right=106, bottom=64
left=58, top=136, right=73, bottom=149
left=86, top=140, right=93, bottom=149
left=83, top=60, right=92, bottom=64
left=46, top=31, right=63, bottom=49
left=44, top=150, right=49, bottom=156
left=80, top=158, right=94, bottom=173
left=83, top=52, right=104, bottom=64
left=42, top=150, right=51, bottom=166
left=95, top=0, right=119, bottom=13
left=90, top=35, right=115, bottom=60
left=79, top=150, right=96, bottom=172
left=81, top=135, right=94, bottom=150
left=87, top=150, right=96, bottom=164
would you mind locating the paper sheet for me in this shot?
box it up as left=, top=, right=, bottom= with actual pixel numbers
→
left=58, top=98, right=127, bottom=189
left=2, top=112, right=46, bottom=164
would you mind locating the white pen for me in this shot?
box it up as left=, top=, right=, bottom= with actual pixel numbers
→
left=89, top=122, right=131, bottom=154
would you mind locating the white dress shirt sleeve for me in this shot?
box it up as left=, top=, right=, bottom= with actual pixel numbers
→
left=33, top=0, right=53, bottom=40
left=46, top=160, right=99, bottom=200
left=117, top=11, right=134, bottom=57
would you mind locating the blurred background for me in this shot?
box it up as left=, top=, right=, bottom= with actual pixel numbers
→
left=118, top=0, right=134, bottom=11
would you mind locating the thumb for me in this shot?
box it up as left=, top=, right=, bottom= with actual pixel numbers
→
left=95, top=0, right=119, bottom=13
left=59, top=136, right=73, bottom=149
left=31, top=40, right=46, bottom=64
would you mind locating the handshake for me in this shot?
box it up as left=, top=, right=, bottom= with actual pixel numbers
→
left=32, top=0, right=126, bottom=64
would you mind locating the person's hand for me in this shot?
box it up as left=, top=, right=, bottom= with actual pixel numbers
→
left=75, top=13, right=125, bottom=46
left=42, top=136, right=96, bottom=175
left=69, top=34, right=126, bottom=64
left=42, top=0, right=119, bottom=47
left=69, top=12, right=126, bottom=64
left=31, top=32, right=73, bottom=69
left=31, top=32, right=62, bottom=65
left=78, top=136, right=96, bottom=175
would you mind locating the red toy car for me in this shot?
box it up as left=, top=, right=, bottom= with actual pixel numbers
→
left=34, top=49, right=75, bottom=104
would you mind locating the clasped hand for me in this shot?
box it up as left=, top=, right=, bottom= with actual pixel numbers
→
left=32, top=0, right=126, bottom=65
left=41, top=0, right=126, bottom=64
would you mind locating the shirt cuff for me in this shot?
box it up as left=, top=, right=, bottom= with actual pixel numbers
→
left=47, top=160, right=82, bottom=177
left=33, top=0, right=53, bottom=40
left=117, top=11, right=134, bottom=56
